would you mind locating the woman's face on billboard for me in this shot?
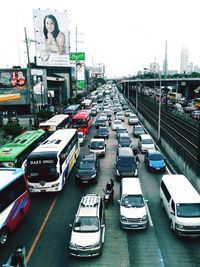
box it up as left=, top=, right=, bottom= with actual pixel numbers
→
left=45, top=17, right=55, bottom=32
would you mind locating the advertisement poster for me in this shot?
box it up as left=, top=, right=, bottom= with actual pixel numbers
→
left=0, top=70, right=26, bottom=89
left=33, top=9, right=70, bottom=67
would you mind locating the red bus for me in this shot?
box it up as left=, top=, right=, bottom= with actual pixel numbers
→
left=0, top=168, right=30, bottom=245
left=71, top=109, right=93, bottom=134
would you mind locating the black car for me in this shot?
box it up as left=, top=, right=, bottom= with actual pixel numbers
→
left=97, top=126, right=109, bottom=139
left=95, top=117, right=107, bottom=128
left=132, top=125, right=145, bottom=137
left=76, top=153, right=100, bottom=184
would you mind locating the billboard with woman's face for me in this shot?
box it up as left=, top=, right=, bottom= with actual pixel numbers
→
left=33, top=9, right=70, bottom=67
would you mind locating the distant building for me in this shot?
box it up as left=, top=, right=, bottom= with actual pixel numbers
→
left=149, top=62, right=160, bottom=73
left=187, top=62, right=194, bottom=74
left=180, top=46, right=188, bottom=74
left=193, top=65, right=200, bottom=73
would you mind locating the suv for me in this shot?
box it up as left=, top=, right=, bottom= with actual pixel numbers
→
left=76, top=153, right=100, bottom=184
left=69, top=194, right=105, bottom=257
left=97, top=126, right=109, bottom=139
left=88, top=137, right=106, bottom=156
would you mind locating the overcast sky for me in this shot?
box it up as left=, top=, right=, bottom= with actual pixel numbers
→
left=1, top=0, right=200, bottom=78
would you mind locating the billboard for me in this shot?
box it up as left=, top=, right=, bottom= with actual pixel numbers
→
left=0, top=70, right=27, bottom=89
left=33, top=9, right=70, bottom=67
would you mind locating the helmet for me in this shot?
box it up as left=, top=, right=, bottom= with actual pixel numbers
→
left=107, top=181, right=112, bottom=185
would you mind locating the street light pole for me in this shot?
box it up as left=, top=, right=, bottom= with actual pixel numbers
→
left=24, top=27, right=36, bottom=127
left=157, top=75, right=162, bottom=143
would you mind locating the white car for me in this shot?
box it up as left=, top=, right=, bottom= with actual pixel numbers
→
left=111, top=119, right=124, bottom=131
left=138, top=134, right=155, bottom=153
left=78, top=132, right=86, bottom=146
left=128, top=114, right=139, bottom=125
left=115, top=111, right=124, bottom=122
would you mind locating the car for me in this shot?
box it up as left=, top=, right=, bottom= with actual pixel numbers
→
left=113, top=106, right=122, bottom=114
left=115, top=111, right=124, bottom=122
left=95, top=117, right=107, bottom=128
left=191, top=110, right=200, bottom=120
left=76, top=153, right=100, bottom=184
left=116, top=126, right=128, bottom=139
left=69, top=194, right=105, bottom=257
left=138, top=134, right=155, bottom=153
left=124, top=109, right=131, bottom=117
left=78, top=132, right=86, bottom=146
left=103, top=108, right=112, bottom=117
left=144, top=149, right=166, bottom=172
left=118, top=133, right=132, bottom=147
left=90, top=107, right=97, bottom=116
left=128, top=114, right=139, bottom=125
left=132, top=125, right=145, bottom=137
left=111, top=119, right=123, bottom=131
left=97, top=126, right=109, bottom=139
left=88, top=137, right=106, bottom=156
left=99, top=112, right=107, bottom=121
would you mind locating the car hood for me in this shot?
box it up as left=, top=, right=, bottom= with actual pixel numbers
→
left=149, top=160, right=165, bottom=168
left=117, top=166, right=136, bottom=172
left=77, top=169, right=96, bottom=176
left=142, top=144, right=155, bottom=150
left=120, top=205, right=146, bottom=218
left=70, top=231, right=100, bottom=246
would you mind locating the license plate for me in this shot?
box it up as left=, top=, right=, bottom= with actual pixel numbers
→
left=131, top=224, right=138, bottom=228
left=156, top=168, right=160, bottom=170
left=41, top=190, right=46, bottom=192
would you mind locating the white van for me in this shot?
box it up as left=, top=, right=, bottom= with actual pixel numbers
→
left=118, top=178, right=148, bottom=229
left=160, top=174, right=200, bottom=237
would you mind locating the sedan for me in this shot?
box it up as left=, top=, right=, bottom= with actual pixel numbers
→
left=132, top=125, right=145, bottom=137
left=95, top=118, right=107, bottom=128
left=128, top=114, right=139, bottom=125
left=144, top=149, right=166, bottom=172
left=111, top=119, right=124, bottom=131
left=97, top=126, right=109, bottom=139
left=78, top=132, right=86, bottom=146
left=115, top=111, right=124, bottom=122
left=116, top=126, right=128, bottom=139
left=118, top=133, right=132, bottom=147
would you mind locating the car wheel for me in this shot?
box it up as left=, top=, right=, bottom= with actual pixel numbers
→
left=0, top=227, right=9, bottom=246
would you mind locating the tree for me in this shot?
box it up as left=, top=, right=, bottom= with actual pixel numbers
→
left=3, top=122, right=23, bottom=138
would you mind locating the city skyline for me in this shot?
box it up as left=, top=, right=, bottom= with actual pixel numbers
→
left=1, top=0, right=200, bottom=78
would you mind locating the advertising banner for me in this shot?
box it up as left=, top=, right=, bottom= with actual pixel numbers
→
left=0, top=70, right=27, bottom=89
left=33, top=9, right=70, bottom=67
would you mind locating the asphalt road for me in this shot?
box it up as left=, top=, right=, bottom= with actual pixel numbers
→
left=1, top=112, right=200, bottom=267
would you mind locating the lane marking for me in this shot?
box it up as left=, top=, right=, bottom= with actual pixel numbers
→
left=146, top=202, right=154, bottom=227
left=26, top=195, right=58, bottom=263
left=158, top=248, right=166, bottom=267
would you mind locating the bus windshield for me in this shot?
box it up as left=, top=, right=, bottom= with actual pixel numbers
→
left=72, top=119, right=87, bottom=127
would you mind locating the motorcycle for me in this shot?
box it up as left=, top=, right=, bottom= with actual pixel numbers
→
left=102, top=188, right=114, bottom=208
left=2, top=245, right=27, bottom=267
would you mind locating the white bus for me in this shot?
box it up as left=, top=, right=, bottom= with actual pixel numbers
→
left=24, top=129, right=80, bottom=193
left=39, top=114, right=70, bottom=136
left=81, top=99, right=93, bottom=109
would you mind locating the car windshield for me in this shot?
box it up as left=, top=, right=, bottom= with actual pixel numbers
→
left=114, top=121, right=121, bottom=125
left=79, top=161, right=95, bottom=170
left=149, top=153, right=164, bottom=160
left=135, top=127, right=143, bottom=131
left=176, top=203, right=200, bottom=218
left=73, top=216, right=99, bottom=232
left=142, top=138, right=154, bottom=144
left=121, top=195, right=144, bottom=207
left=98, top=128, right=107, bottom=133
left=118, top=157, right=136, bottom=167
left=91, top=141, right=104, bottom=149
left=96, top=119, right=105, bottom=124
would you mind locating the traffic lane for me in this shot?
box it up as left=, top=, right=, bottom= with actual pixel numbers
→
left=0, top=193, right=56, bottom=266
left=138, top=143, right=200, bottom=267
left=69, top=123, right=131, bottom=266
left=27, top=126, right=96, bottom=266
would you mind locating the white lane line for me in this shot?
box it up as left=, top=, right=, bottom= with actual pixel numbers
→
left=146, top=202, right=154, bottom=227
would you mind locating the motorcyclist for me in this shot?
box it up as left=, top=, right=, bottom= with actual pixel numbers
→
left=133, top=147, right=140, bottom=164
left=105, top=179, right=114, bottom=204
left=108, top=117, right=112, bottom=126
left=10, top=246, right=24, bottom=267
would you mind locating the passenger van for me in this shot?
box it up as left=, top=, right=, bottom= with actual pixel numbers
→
left=160, top=174, right=200, bottom=237
left=115, top=147, right=138, bottom=180
left=118, top=178, right=148, bottom=229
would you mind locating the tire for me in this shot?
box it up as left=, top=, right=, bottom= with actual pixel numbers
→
left=0, top=227, right=9, bottom=246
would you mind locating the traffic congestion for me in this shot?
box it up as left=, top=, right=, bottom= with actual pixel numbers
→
left=1, top=83, right=200, bottom=267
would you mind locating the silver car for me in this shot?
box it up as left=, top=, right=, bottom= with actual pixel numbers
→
left=69, top=194, right=105, bottom=257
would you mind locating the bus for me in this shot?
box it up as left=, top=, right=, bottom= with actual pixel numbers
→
left=167, top=91, right=182, bottom=102
left=39, top=114, right=70, bottom=135
left=194, top=98, right=200, bottom=109
left=0, top=130, right=46, bottom=168
left=71, top=109, right=93, bottom=133
left=24, top=129, right=80, bottom=193
left=0, top=168, right=30, bottom=245
left=81, top=99, right=93, bottom=109
left=63, top=104, right=81, bottom=117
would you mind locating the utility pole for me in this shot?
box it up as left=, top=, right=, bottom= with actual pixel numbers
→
left=24, top=27, right=36, bottom=127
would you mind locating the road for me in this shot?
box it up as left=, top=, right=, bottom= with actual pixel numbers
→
left=1, top=111, right=200, bottom=266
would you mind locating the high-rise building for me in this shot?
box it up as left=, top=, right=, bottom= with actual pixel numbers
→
left=163, top=40, right=168, bottom=77
left=180, top=46, right=188, bottom=74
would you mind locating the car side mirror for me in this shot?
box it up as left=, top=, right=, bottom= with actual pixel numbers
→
left=170, top=211, right=175, bottom=215
left=101, top=224, right=105, bottom=228
left=69, top=223, right=72, bottom=227
left=117, top=200, right=120, bottom=204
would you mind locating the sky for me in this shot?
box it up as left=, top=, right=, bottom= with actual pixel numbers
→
left=1, top=0, right=200, bottom=78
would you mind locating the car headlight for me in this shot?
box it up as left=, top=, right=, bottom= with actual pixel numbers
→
left=69, top=242, right=76, bottom=248
left=175, top=223, right=184, bottom=229
left=121, top=215, right=127, bottom=221
left=116, top=169, right=120, bottom=175
left=92, top=242, right=101, bottom=248
left=149, top=162, right=153, bottom=167
left=52, top=183, right=59, bottom=188
left=118, top=144, right=121, bottom=147
left=91, top=173, right=97, bottom=178
left=142, top=215, right=147, bottom=221
left=134, top=169, right=138, bottom=176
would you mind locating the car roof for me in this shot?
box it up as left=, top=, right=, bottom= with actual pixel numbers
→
left=147, top=149, right=161, bottom=155
left=140, top=134, right=152, bottom=139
